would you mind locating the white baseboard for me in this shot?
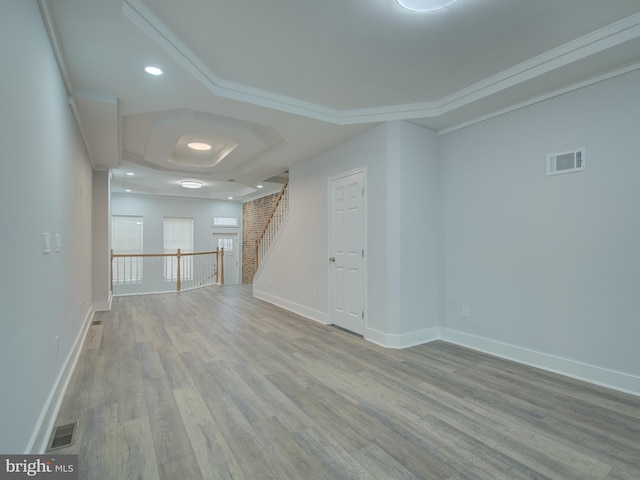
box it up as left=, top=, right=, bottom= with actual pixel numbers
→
left=365, top=326, right=442, bottom=349
left=93, top=292, right=112, bottom=312
left=27, top=306, right=95, bottom=454
left=253, top=288, right=328, bottom=325
left=442, top=329, right=640, bottom=397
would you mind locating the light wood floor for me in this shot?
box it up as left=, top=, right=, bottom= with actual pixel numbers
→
left=52, top=285, right=640, bottom=479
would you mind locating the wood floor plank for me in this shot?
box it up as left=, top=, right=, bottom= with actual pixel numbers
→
left=172, top=386, right=245, bottom=480
left=143, top=376, right=197, bottom=464
left=88, top=354, right=118, bottom=408
left=118, top=416, right=161, bottom=480
left=135, top=341, right=166, bottom=380
left=54, top=348, right=98, bottom=425
left=116, top=348, right=147, bottom=422
left=203, top=394, right=291, bottom=480
left=159, top=454, right=203, bottom=480
left=84, top=323, right=103, bottom=350
left=413, top=383, right=613, bottom=479
left=51, top=285, right=640, bottom=480
left=157, top=345, right=196, bottom=390
left=77, top=404, right=118, bottom=480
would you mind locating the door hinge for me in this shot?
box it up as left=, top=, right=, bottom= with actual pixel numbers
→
left=361, top=311, right=364, bottom=319
left=362, top=249, right=364, bottom=258
left=362, top=187, right=364, bottom=196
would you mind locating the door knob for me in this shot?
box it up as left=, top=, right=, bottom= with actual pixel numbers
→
left=329, top=257, right=335, bottom=262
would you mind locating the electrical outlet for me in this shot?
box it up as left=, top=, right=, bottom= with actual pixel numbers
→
left=461, top=304, right=471, bottom=318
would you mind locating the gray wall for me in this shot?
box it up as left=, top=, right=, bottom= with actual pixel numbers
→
left=255, top=121, right=441, bottom=347
left=439, top=68, right=640, bottom=378
left=255, top=69, right=640, bottom=392
left=0, top=0, right=94, bottom=453
left=111, top=194, right=242, bottom=252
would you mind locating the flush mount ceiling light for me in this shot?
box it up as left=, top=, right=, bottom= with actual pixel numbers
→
left=396, top=0, right=459, bottom=12
left=187, top=142, right=212, bottom=151
left=170, top=139, right=239, bottom=168
left=125, top=171, right=135, bottom=176
left=180, top=180, right=202, bottom=189
left=144, top=66, right=163, bottom=76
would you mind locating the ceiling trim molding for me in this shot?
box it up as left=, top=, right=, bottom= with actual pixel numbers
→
left=38, top=0, right=98, bottom=169
left=122, top=0, right=340, bottom=123
left=38, top=0, right=73, bottom=95
left=434, top=11, right=640, bottom=116
left=123, top=0, right=640, bottom=126
left=437, top=60, right=640, bottom=136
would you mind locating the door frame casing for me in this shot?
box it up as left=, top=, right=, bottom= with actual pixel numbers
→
left=212, top=232, right=240, bottom=285
left=327, top=167, right=368, bottom=333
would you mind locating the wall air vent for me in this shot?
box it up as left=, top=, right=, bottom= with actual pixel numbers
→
left=546, top=148, right=585, bottom=176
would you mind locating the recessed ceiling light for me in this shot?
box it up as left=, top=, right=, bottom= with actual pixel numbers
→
left=144, top=66, right=163, bottom=76
left=257, top=185, right=263, bottom=189
left=396, top=0, right=459, bottom=12
left=126, top=172, right=135, bottom=176
left=180, top=180, right=202, bottom=189
left=187, top=142, right=212, bottom=151
left=228, top=196, right=234, bottom=200
left=125, top=189, right=132, bottom=193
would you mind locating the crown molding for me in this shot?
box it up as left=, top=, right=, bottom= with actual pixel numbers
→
left=122, top=0, right=340, bottom=123
left=38, top=0, right=73, bottom=95
left=438, top=60, right=640, bottom=135
left=38, top=0, right=99, bottom=169
left=123, top=0, right=640, bottom=127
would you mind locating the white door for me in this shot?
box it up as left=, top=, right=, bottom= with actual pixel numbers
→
left=329, top=170, right=365, bottom=335
left=212, top=233, right=240, bottom=285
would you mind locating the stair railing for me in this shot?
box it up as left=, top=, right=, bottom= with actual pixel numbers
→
left=111, top=248, right=224, bottom=296
left=255, top=178, right=289, bottom=271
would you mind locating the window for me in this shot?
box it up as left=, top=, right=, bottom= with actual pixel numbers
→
left=111, top=216, right=143, bottom=283
left=213, top=216, right=238, bottom=227
left=216, top=237, right=234, bottom=254
left=164, top=217, right=194, bottom=280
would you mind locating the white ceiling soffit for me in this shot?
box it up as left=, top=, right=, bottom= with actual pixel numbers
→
left=72, top=92, right=120, bottom=169
left=123, top=0, right=640, bottom=126
left=122, top=109, right=286, bottom=176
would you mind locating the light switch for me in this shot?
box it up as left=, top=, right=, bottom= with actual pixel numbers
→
left=55, top=234, right=62, bottom=253
left=43, top=233, right=51, bottom=254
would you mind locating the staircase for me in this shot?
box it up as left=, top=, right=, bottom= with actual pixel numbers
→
left=255, top=178, right=289, bottom=272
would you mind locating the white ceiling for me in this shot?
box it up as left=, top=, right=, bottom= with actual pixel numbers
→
left=41, top=0, right=640, bottom=200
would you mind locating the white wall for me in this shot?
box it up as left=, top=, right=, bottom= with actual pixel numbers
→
left=255, top=121, right=441, bottom=346
left=0, top=0, right=94, bottom=453
left=439, top=69, right=640, bottom=382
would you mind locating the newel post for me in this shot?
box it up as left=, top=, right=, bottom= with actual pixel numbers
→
left=220, top=247, right=224, bottom=285
left=176, top=248, right=181, bottom=292
left=110, top=249, right=114, bottom=292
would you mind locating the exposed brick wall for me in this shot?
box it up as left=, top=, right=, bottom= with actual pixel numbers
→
left=242, top=193, right=279, bottom=284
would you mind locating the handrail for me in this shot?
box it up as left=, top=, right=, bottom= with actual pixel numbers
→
left=256, top=177, right=289, bottom=244
left=255, top=178, right=289, bottom=271
left=111, top=248, right=224, bottom=295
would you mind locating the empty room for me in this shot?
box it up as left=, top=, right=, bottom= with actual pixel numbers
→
left=2, top=1, right=640, bottom=479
